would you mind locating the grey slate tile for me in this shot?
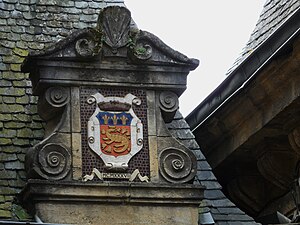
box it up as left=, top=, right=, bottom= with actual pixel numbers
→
left=226, top=0, right=299, bottom=76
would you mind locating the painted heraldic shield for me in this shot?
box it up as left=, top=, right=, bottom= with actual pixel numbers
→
left=87, top=93, right=143, bottom=170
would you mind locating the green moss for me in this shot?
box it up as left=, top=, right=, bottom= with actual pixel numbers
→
left=0, top=114, right=12, bottom=121
left=13, top=80, right=30, bottom=87
left=135, top=47, right=147, bottom=55
left=0, top=209, right=11, bottom=218
left=16, top=96, right=29, bottom=104
left=12, top=204, right=31, bottom=220
left=0, top=129, right=17, bottom=138
left=0, top=187, right=18, bottom=195
left=0, top=202, right=11, bottom=210
left=12, top=114, right=31, bottom=122
left=0, top=138, right=12, bottom=146
left=2, top=96, right=15, bottom=104
left=0, top=196, right=5, bottom=203
left=0, top=104, right=25, bottom=113
left=4, top=122, right=26, bottom=129
left=29, top=121, right=43, bottom=129
left=1, top=146, right=23, bottom=153
left=2, top=55, right=24, bottom=64
left=0, top=87, right=25, bottom=97
left=17, top=128, right=33, bottom=138
left=11, top=138, right=30, bottom=146
left=10, top=64, right=21, bottom=72
left=2, top=72, right=26, bottom=81
left=13, top=48, right=29, bottom=57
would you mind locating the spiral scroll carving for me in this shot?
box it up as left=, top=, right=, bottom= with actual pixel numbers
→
left=159, top=91, right=179, bottom=122
left=38, top=143, right=71, bottom=180
left=132, top=43, right=152, bottom=61
left=75, top=38, right=96, bottom=57
left=159, top=147, right=197, bottom=183
left=45, top=87, right=69, bottom=108
left=159, top=91, right=179, bottom=112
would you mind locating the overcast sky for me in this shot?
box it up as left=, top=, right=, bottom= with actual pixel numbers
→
left=125, top=0, right=266, bottom=116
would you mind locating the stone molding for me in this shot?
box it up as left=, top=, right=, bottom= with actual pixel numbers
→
left=20, top=180, right=204, bottom=225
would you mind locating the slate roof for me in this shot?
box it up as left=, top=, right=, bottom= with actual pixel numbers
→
left=166, top=111, right=260, bottom=225
left=0, top=0, right=125, bottom=220
left=226, top=0, right=300, bottom=75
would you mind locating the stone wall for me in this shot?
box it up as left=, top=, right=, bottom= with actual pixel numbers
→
left=0, top=0, right=124, bottom=220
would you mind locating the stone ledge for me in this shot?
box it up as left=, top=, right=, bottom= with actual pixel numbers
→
left=20, top=179, right=204, bottom=205
left=20, top=180, right=204, bottom=225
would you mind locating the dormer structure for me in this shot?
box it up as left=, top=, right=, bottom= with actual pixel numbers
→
left=20, top=6, right=202, bottom=225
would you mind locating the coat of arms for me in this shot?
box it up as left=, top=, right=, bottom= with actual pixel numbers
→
left=87, top=93, right=143, bottom=171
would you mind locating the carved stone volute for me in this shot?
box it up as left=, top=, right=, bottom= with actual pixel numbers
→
left=159, top=147, right=197, bottom=183
left=159, top=91, right=179, bottom=123
left=25, top=86, right=72, bottom=181
left=38, top=86, right=70, bottom=121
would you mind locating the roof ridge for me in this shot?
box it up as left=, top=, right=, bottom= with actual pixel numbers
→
left=226, top=0, right=300, bottom=76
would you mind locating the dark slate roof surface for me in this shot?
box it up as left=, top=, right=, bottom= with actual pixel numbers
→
left=166, top=111, right=260, bottom=225
left=226, top=0, right=300, bottom=75
left=0, top=0, right=125, bottom=220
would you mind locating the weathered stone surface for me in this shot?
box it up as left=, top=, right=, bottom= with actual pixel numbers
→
left=0, top=187, right=18, bottom=195
left=0, top=129, right=17, bottom=138
left=0, top=104, right=24, bottom=113
left=4, top=122, right=26, bottom=129
left=11, top=113, right=30, bottom=122
left=16, top=96, right=29, bottom=104
left=5, top=161, right=24, bottom=170
left=0, top=114, right=12, bottom=121
left=75, top=1, right=88, bottom=9
left=17, top=128, right=33, bottom=138
left=2, top=95, right=15, bottom=103
left=0, top=195, right=5, bottom=203
left=2, top=71, right=26, bottom=80
left=8, top=179, right=26, bottom=187
left=0, top=170, right=16, bottom=179
left=0, top=138, right=12, bottom=145
left=22, top=181, right=203, bottom=225
left=0, top=87, right=25, bottom=96
left=1, top=146, right=23, bottom=153
left=0, top=209, right=11, bottom=218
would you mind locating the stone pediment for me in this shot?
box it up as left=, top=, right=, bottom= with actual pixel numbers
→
left=22, top=6, right=198, bottom=72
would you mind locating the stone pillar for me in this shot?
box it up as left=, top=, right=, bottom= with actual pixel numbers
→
left=20, top=6, right=203, bottom=225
